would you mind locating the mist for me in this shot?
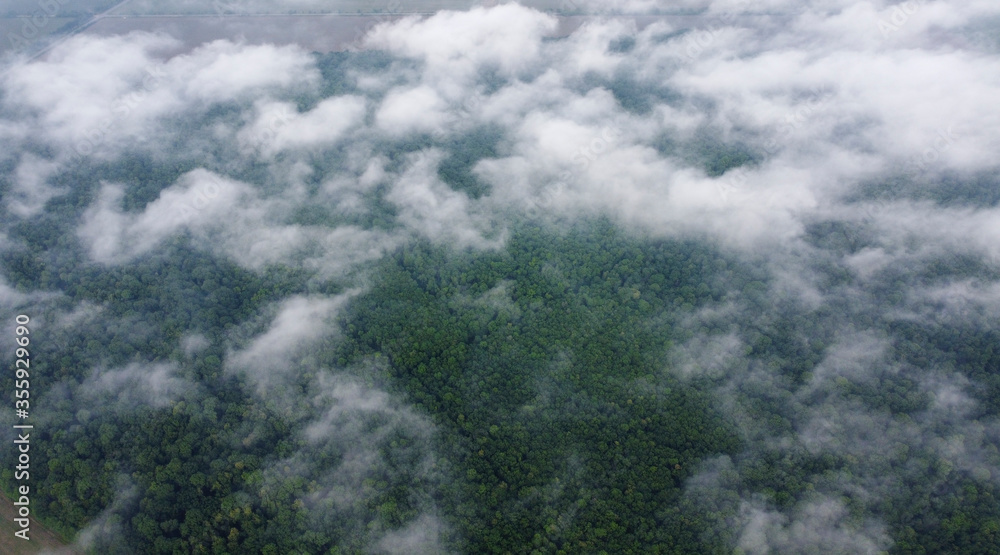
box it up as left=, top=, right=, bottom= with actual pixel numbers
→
left=2, top=1, right=999, bottom=552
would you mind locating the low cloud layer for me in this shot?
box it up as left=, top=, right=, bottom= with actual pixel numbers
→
left=2, top=1, right=1000, bottom=552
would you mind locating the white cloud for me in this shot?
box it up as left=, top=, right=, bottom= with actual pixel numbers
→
left=181, top=333, right=210, bottom=356
left=258, top=372, right=446, bottom=552
left=8, top=6, right=1000, bottom=551
left=241, top=95, right=367, bottom=156
left=75, top=168, right=401, bottom=273
left=373, top=513, right=449, bottom=555
left=388, top=149, right=503, bottom=248
left=227, top=293, right=357, bottom=393
left=170, top=39, right=318, bottom=102
left=364, top=4, right=558, bottom=88
left=738, top=498, right=891, bottom=555
left=81, top=362, right=193, bottom=408
left=77, top=183, right=132, bottom=264
left=2, top=33, right=318, bottom=159
left=6, top=154, right=61, bottom=217
left=376, top=85, right=450, bottom=136
left=77, top=170, right=252, bottom=263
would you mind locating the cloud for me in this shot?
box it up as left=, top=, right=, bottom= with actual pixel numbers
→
left=6, top=153, right=61, bottom=217
left=258, top=372, right=447, bottom=552
left=169, top=39, right=318, bottom=101
left=364, top=4, right=558, bottom=88
left=805, top=330, right=889, bottom=386
left=43, top=2, right=998, bottom=275
left=387, top=149, right=503, bottom=248
left=77, top=170, right=251, bottom=264
left=181, top=333, right=210, bottom=356
left=669, top=331, right=744, bottom=377
left=372, top=513, right=450, bottom=555
left=6, top=2, right=1000, bottom=553
left=0, top=276, right=39, bottom=310
left=376, top=85, right=450, bottom=136
left=2, top=33, right=318, bottom=159
left=52, top=301, right=105, bottom=330
left=80, top=362, right=194, bottom=409
left=227, top=293, right=356, bottom=393
left=75, top=168, right=399, bottom=273
left=738, top=497, right=891, bottom=555
left=47, top=475, right=139, bottom=554
left=240, top=95, right=367, bottom=156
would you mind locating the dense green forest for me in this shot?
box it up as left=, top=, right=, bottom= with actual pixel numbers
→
left=1, top=31, right=999, bottom=555
left=3, top=202, right=999, bottom=552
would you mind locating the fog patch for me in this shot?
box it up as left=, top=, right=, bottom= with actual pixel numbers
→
left=80, top=362, right=194, bottom=409
left=737, top=498, right=891, bottom=555
left=227, top=293, right=357, bottom=394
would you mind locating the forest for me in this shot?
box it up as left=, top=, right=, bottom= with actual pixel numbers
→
left=3, top=188, right=999, bottom=552
left=1, top=17, right=999, bottom=554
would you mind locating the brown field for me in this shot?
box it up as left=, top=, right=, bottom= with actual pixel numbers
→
left=83, top=14, right=416, bottom=53
left=77, top=13, right=714, bottom=55
left=0, top=18, right=77, bottom=55
left=0, top=492, right=78, bottom=555
left=110, top=0, right=477, bottom=15
left=104, top=0, right=707, bottom=16
left=2, top=0, right=110, bottom=15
